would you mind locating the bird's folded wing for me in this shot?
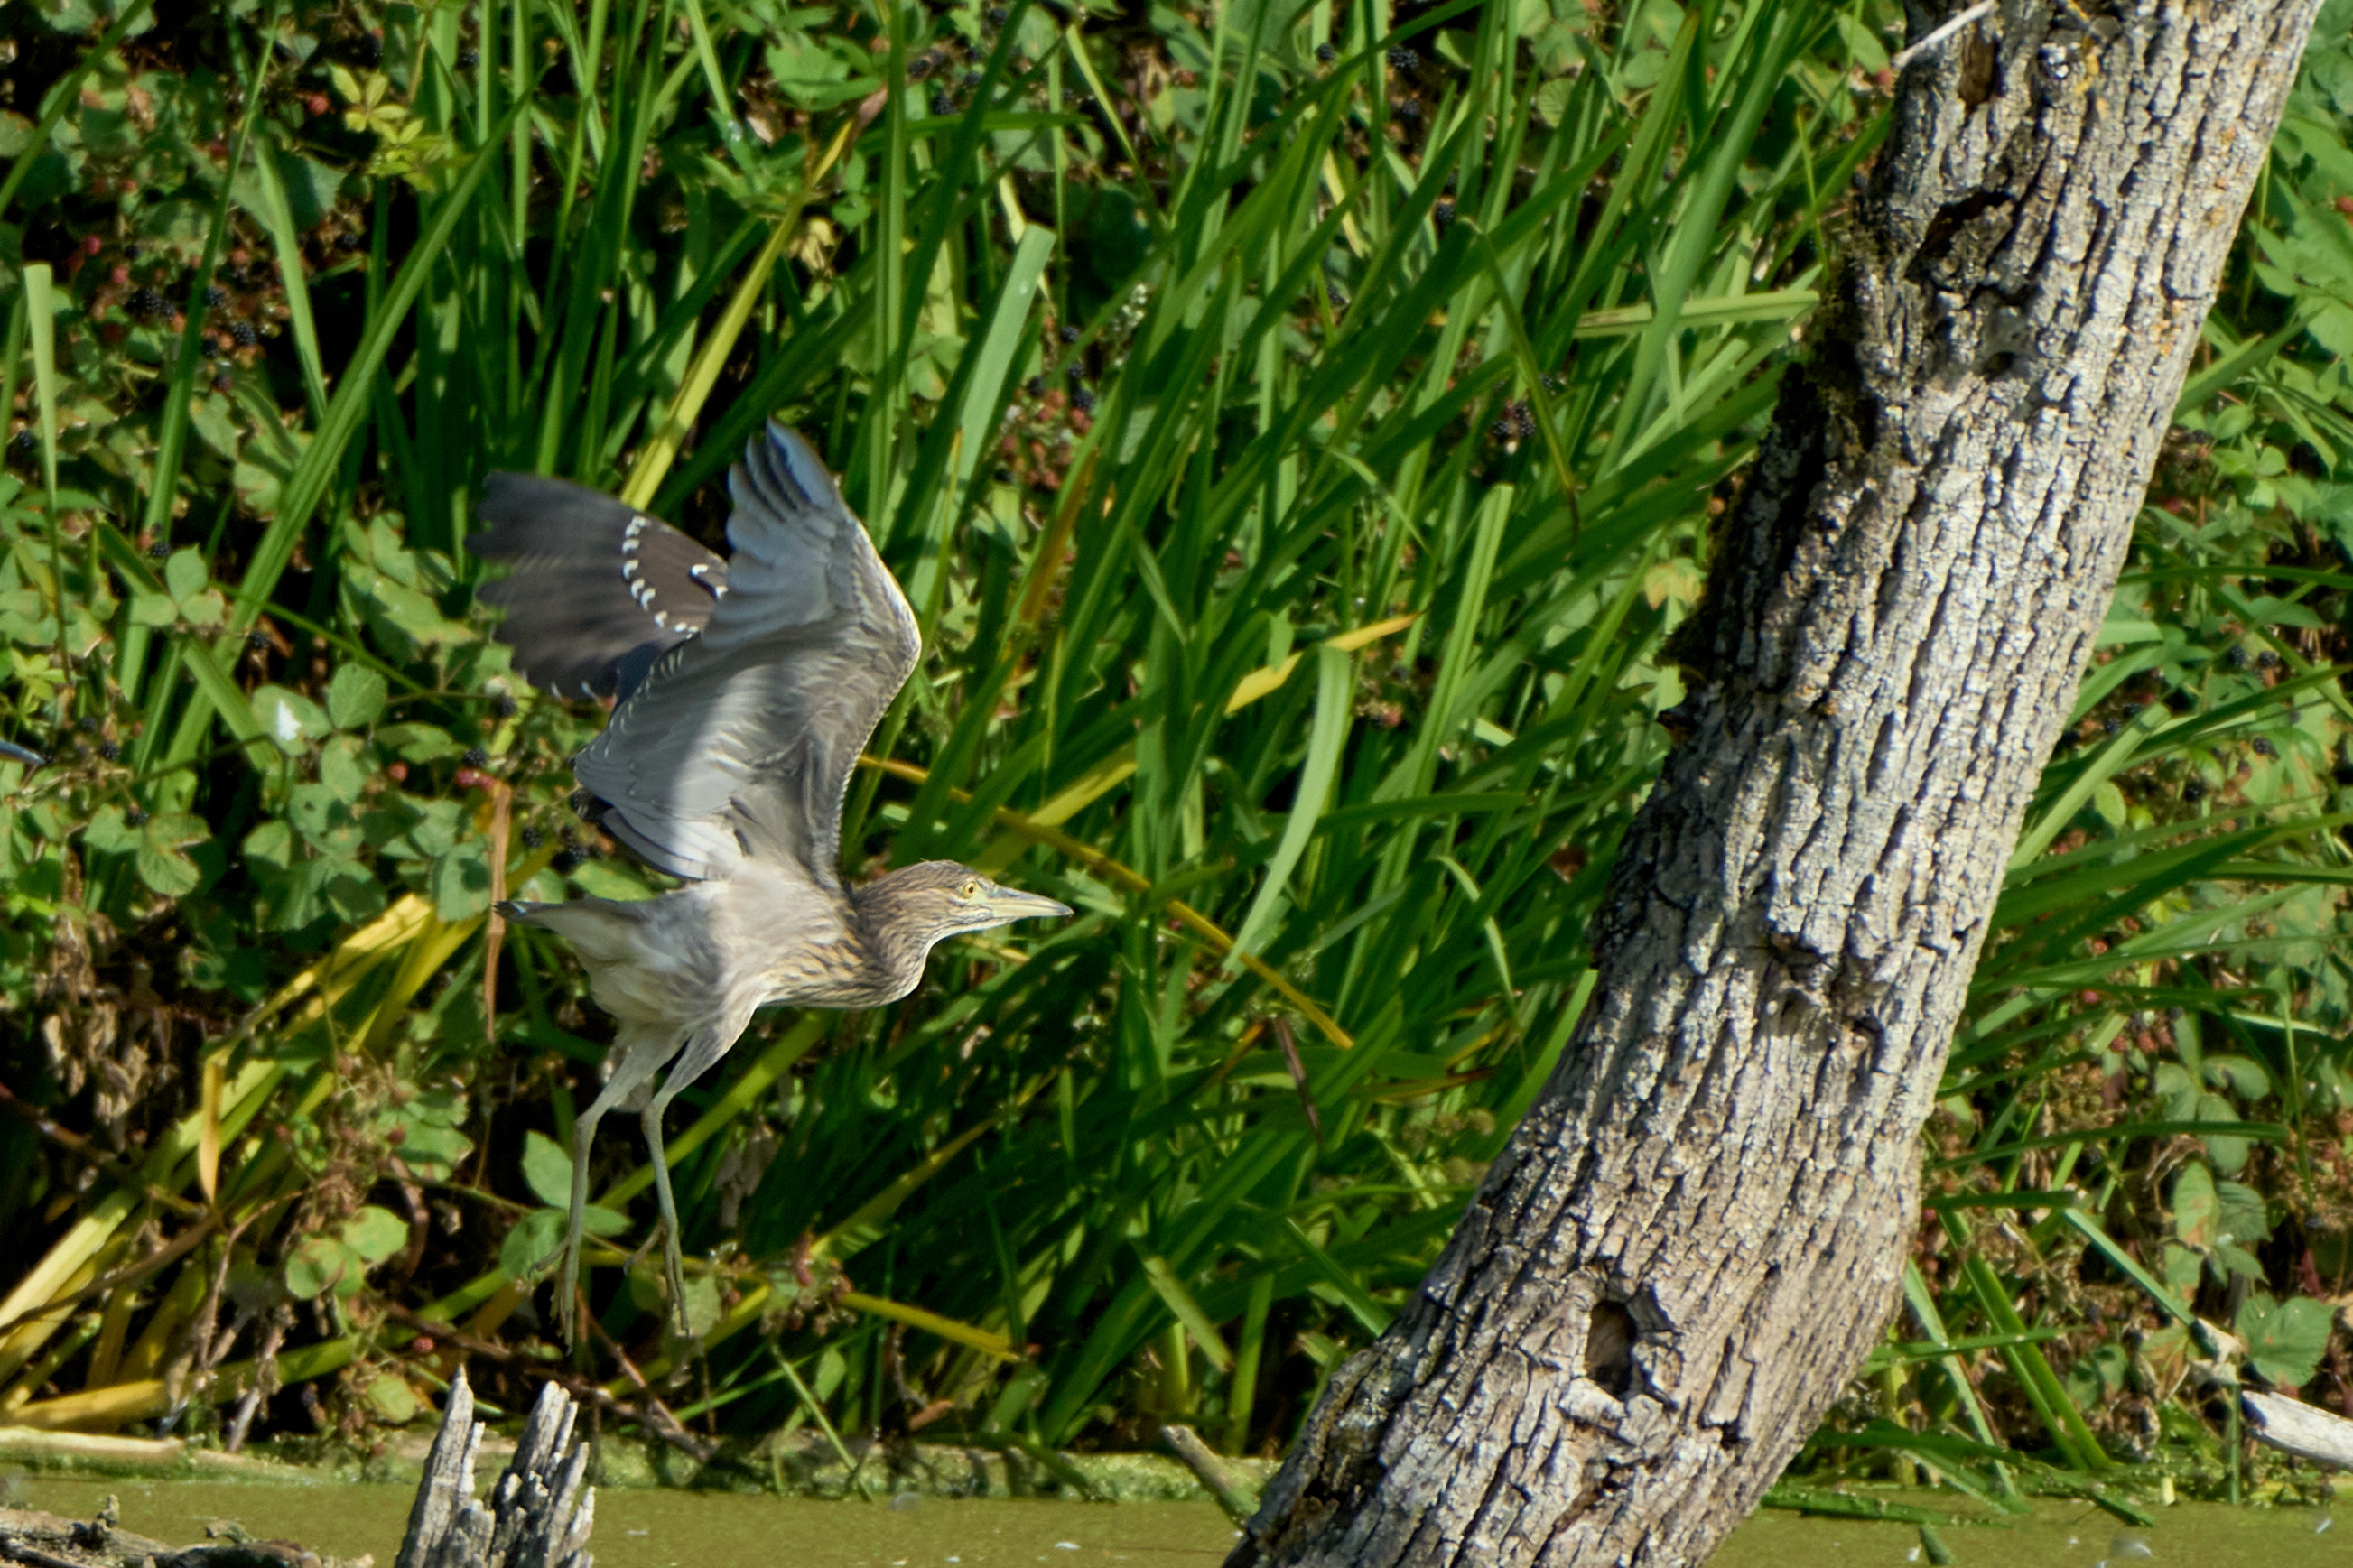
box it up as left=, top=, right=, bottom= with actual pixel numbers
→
left=571, top=422, right=921, bottom=887
left=469, top=475, right=729, bottom=698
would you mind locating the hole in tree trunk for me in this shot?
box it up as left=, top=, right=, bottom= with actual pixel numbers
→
left=1584, top=1299, right=1637, bottom=1396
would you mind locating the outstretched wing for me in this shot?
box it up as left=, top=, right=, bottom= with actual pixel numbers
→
left=469, top=475, right=729, bottom=699
left=570, top=423, right=920, bottom=887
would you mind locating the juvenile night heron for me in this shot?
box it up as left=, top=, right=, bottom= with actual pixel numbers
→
left=470, top=422, right=1070, bottom=1335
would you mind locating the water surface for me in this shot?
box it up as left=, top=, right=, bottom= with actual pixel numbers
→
left=18, top=1478, right=2339, bottom=1568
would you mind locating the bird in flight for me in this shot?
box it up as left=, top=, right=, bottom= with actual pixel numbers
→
left=470, top=422, right=1070, bottom=1337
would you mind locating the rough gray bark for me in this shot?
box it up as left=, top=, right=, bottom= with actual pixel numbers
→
left=1229, top=5, right=2321, bottom=1565
left=396, top=1372, right=594, bottom=1568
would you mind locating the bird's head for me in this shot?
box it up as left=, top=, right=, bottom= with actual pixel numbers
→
left=863, top=860, right=1073, bottom=945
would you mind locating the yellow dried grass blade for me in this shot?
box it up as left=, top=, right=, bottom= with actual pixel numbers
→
left=196, top=1054, right=223, bottom=1202
left=621, top=116, right=861, bottom=510
left=840, top=1291, right=1017, bottom=1361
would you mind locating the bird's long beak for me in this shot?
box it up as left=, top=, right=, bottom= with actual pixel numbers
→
left=987, top=886, right=1073, bottom=922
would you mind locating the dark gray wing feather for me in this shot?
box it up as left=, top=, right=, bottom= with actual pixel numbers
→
left=569, top=422, right=920, bottom=887
left=469, top=475, right=729, bottom=699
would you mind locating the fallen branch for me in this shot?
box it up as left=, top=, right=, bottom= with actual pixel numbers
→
left=2243, top=1389, right=2353, bottom=1470
left=1161, top=1424, right=1259, bottom=1525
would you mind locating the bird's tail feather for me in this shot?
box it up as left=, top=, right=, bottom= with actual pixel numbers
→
left=498, top=896, right=651, bottom=967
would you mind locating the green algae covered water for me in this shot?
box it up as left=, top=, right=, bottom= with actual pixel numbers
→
left=16, top=1478, right=2343, bottom=1568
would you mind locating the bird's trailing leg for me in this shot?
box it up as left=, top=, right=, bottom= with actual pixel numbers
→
left=558, top=1025, right=675, bottom=1344
left=638, top=1019, right=747, bottom=1335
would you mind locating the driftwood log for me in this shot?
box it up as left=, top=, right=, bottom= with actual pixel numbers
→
left=2244, top=1390, right=2353, bottom=1471
left=395, top=1372, right=592, bottom=1568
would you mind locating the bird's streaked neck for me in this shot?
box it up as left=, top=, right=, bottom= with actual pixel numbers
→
left=849, top=869, right=956, bottom=1003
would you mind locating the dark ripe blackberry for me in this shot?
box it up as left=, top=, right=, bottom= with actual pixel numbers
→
left=1490, top=419, right=1512, bottom=442
left=246, top=629, right=272, bottom=651
left=1542, top=373, right=1564, bottom=394
left=2226, top=646, right=2248, bottom=668
left=462, top=746, right=490, bottom=767
left=491, top=693, right=519, bottom=719
left=1025, top=375, right=1045, bottom=396
left=2121, top=701, right=2144, bottom=719
left=2164, top=690, right=2195, bottom=714
left=204, top=285, right=228, bottom=310
left=1059, top=323, right=1080, bottom=343
left=124, top=243, right=142, bottom=261
left=1386, top=47, right=1418, bottom=70
left=521, top=824, right=545, bottom=849
left=2256, top=649, right=2280, bottom=668
left=1432, top=199, right=1456, bottom=228
left=231, top=320, right=258, bottom=348
left=995, top=466, right=1016, bottom=485
left=1395, top=99, right=1420, bottom=122
left=1072, top=387, right=1095, bottom=413
left=146, top=538, right=172, bottom=560
left=1316, top=42, right=1336, bottom=61
left=356, top=31, right=384, bottom=63
left=553, top=848, right=582, bottom=873
left=2100, top=717, right=2120, bottom=736
left=79, top=715, right=102, bottom=733
left=987, top=5, right=1006, bottom=21
left=2252, top=737, right=2274, bottom=756
left=335, top=231, right=365, bottom=252
left=1065, top=362, right=1085, bottom=383
left=962, top=70, right=981, bottom=88
left=932, top=91, right=954, bottom=116
left=458, top=45, right=479, bottom=68
left=213, top=372, right=235, bottom=393
left=908, top=55, right=933, bottom=79
left=9, top=428, right=31, bottom=452
left=126, top=288, right=165, bottom=320
left=2183, top=781, right=2206, bottom=802
left=1326, top=283, right=1346, bottom=307
left=99, top=739, right=120, bottom=762
left=125, top=805, right=149, bottom=827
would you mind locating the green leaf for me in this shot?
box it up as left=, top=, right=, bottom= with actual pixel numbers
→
left=522, top=1129, right=575, bottom=1209
left=135, top=841, right=201, bottom=897
left=340, top=1204, right=410, bottom=1265
left=364, top=1373, right=422, bottom=1424
left=375, top=722, right=460, bottom=762
left=284, top=1235, right=359, bottom=1300
left=318, top=735, right=375, bottom=803
left=128, top=591, right=179, bottom=627
left=326, top=663, right=389, bottom=730
left=164, top=547, right=209, bottom=604
left=499, top=1209, right=564, bottom=1280
left=242, top=819, right=294, bottom=874
left=83, top=805, right=139, bottom=854
left=251, top=684, right=331, bottom=754
left=431, top=841, right=491, bottom=922
left=2172, top=1164, right=2218, bottom=1248
left=2237, top=1292, right=2334, bottom=1387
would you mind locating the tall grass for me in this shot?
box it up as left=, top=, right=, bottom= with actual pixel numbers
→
left=4, top=0, right=2351, bottom=1492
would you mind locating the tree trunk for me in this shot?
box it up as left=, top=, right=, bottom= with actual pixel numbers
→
left=1229, top=5, right=2320, bottom=1564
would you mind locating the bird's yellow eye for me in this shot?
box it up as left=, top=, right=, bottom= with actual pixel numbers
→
left=961, top=878, right=981, bottom=899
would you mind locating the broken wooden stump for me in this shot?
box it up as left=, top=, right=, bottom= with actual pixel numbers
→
left=395, top=1371, right=592, bottom=1568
